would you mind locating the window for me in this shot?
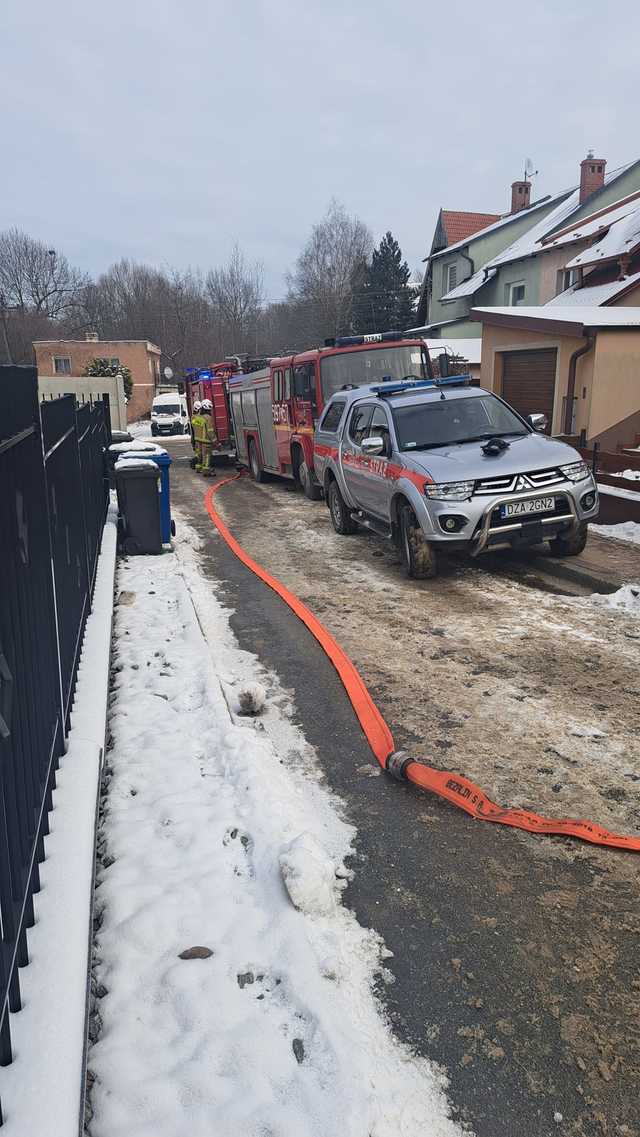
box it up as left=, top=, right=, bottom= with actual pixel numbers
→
left=348, top=405, right=373, bottom=446
left=391, top=395, right=528, bottom=452
left=320, top=345, right=428, bottom=401
left=241, top=391, right=258, bottom=427
left=53, top=356, right=71, bottom=375
left=319, top=400, right=346, bottom=433
left=505, top=281, right=526, bottom=306
left=231, top=391, right=243, bottom=424
left=368, top=406, right=392, bottom=456
left=445, top=263, right=457, bottom=293
left=273, top=369, right=282, bottom=401
left=293, top=362, right=315, bottom=398
left=556, top=267, right=580, bottom=294
left=284, top=368, right=291, bottom=399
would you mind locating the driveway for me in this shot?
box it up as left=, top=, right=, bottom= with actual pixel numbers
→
left=168, top=441, right=640, bottom=1137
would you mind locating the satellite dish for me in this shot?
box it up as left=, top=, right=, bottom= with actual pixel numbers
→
left=163, top=366, right=174, bottom=381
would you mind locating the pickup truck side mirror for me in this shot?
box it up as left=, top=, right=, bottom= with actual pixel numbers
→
left=362, top=435, right=385, bottom=456
left=527, top=413, right=548, bottom=432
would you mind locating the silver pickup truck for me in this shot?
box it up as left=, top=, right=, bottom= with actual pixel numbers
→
left=313, top=378, right=598, bottom=579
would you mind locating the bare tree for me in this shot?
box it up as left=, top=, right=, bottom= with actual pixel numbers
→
left=0, top=228, right=88, bottom=318
left=288, top=200, right=373, bottom=342
left=206, top=244, right=263, bottom=355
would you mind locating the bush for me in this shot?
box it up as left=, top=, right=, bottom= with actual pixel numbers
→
left=83, top=357, right=133, bottom=401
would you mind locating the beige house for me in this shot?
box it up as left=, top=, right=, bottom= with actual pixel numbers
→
left=34, top=333, right=161, bottom=422
left=472, top=306, right=640, bottom=450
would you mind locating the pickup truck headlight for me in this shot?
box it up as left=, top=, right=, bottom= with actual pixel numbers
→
left=425, top=480, right=475, bottom=501
left=560, top=461, right=590, bottom=483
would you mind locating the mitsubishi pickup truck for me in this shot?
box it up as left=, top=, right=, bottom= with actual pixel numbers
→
left=313, top=377, right=598, bottom=579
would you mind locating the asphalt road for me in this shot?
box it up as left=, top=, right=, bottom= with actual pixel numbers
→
left=166, top=438, right=640, bottom=1137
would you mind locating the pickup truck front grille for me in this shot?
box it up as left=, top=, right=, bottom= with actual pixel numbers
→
left=474, top=467, right=565, bottom=496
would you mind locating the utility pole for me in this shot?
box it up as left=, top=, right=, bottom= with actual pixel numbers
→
left=0, top=293, right=13, bottom=365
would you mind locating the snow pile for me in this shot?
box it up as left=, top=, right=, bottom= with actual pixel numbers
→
left=279, top=833, right=341, bottom=917
left=88, top=523, right=462, bottom=1137
left=109, top=440, right=166, bottom=455
left=589, top=583, right=640, bottom=613
left=113, top=457, right=159, bottom=472
left=608, top=468, right=640, bottom=481
left=592, top=520, right=640, bottom=545
left=237, top=680, right=266, bottom=716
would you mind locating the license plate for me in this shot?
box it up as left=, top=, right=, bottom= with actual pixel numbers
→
left=500, top=496, right=555, bottom=518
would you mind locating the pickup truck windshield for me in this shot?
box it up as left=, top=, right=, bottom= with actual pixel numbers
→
left=321, top=346, right=428, bottom=401
left=392, top=395, right=528, bottom=451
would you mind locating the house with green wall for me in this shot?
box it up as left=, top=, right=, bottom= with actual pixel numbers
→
left=415, top=154, right=640, bottom=339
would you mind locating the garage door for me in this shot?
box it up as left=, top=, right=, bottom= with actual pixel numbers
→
left=501, top=349, right=557, bottom=433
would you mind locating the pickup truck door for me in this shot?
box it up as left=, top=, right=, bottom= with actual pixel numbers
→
left=340, top=403, right=373, bottom=507
left=358, top=404, right=394, bottom=518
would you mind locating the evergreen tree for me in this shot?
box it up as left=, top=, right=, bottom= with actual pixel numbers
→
left=352, top=231, right=415, bottom=334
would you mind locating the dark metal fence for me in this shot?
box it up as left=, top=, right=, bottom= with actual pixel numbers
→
left=0, top=366, right=109, bottom=1121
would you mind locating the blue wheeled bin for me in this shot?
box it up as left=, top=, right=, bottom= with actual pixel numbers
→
left=152, top=449, right=174, bottom=545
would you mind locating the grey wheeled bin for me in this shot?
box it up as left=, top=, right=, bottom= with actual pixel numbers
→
left=115, top=461, right=162, bottom=555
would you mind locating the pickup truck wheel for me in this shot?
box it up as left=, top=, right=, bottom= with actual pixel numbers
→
left=248, top=440, right=265, bottom=483
left=400, top=505, right=437, bottom=579
left=549, top=521, right=588, bottom=556
left=328, top=481, right=358, bottom=535
left=299, top=461, right=323, bottom=501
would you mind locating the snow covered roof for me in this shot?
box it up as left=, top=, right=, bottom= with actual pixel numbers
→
left=440, top=266, right=496, bottom=301
left=540, top=191, right=640, bottom=252
left=547, top=270, right=640, bottom=307
left=472, top=305, right=640, bottom=332
left=482, top=162, right=640, bottom=273
left=565, top=205, right=640, bottom=269
left=426, top=338, right=482, bottom=364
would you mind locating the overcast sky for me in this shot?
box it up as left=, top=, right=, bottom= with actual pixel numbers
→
left=3, top=0, right=639, bottom=295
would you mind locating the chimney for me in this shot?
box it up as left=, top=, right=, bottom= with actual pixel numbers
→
left=510, top=180, right=531, bottom=214
left=579, top=152, right=606, bottom=204
left=85, top=331, right=99, bottom=342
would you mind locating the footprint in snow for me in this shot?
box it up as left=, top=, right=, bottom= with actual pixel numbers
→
left=223, top=827, right=254, bottom=877
left=236, top=971, right=317, bottom=1068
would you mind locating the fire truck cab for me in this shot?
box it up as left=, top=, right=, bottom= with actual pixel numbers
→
left=229, top=333, right=433, bottom=498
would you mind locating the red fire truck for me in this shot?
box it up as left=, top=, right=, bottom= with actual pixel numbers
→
left=228, top=333, right=434, bottom=498
left=185, top=357, right=268, bottom=461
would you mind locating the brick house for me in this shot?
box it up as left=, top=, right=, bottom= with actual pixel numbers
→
left=33, top=333, right=161, bottom=422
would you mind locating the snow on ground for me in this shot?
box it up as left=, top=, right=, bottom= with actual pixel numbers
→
left=608, top=468, right=640, bottom=481
left=588, top=583, right=640, bottom=613
left=592, top=520, right=640, bottom=545
left=87, top=519, right=463, bottom=1137
left=127, top=419, right=153, bottom=438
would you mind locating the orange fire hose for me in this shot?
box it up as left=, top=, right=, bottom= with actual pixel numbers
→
left=204, top=474, right=640, bottom=855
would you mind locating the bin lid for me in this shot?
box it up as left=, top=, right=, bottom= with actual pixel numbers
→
left=114, top=457, right=160, bottom=474
left=109, top=440, right=167, bottom=456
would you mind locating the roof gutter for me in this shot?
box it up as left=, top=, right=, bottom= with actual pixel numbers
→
left=564, top=331, right=595, bottom=434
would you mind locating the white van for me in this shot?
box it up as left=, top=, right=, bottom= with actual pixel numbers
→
left=150, top=392, right=190, bottom=436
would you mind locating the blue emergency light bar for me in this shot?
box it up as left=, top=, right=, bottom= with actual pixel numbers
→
left=371, top=375, right=473, bottom=397
left=198, top=369, right=212, bottom=380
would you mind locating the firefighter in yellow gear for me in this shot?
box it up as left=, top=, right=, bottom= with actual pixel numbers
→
left=190, top=401, right=205, bottom=471
left=199, top=399, right=218, bottom=477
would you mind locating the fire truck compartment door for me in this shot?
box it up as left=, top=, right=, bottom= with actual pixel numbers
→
left=256, top=386, right=278, bottom=469
left=230, top=392, right=247, bottom=461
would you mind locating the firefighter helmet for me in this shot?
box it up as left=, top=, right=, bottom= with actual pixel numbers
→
left=201, top=399, right=213, bottom=411
left=193, top=400, right=202, bottom=412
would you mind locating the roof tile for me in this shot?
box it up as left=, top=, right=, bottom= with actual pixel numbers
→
left=440, top=210, right=502, bottom=246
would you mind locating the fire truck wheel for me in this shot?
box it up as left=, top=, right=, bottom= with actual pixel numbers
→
left=400, top=505, right=438, bottom=579
left=299, top=461, right=323, bottom=501
left=248, top=440, right=265, bottom=483
left=328, top=481, right=358, bottom=535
